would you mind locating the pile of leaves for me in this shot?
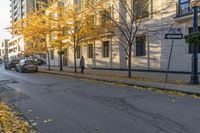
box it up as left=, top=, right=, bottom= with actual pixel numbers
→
left=0, top=102, right=35, bottom=133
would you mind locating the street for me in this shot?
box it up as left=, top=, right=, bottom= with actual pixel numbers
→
left=0, top=68, right=200, bottom=133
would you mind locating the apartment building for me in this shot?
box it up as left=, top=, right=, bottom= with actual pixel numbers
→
left=10, top=0, right=36, bottom=22
left=9, top=0, right=50, bottom=60
left=9, top=0, right=35, bottom=60
left=48, top=0, right=200, bottom=73
left=0, top=39, right=9, bottom=62
left=8, top=36, right=25, bottom=59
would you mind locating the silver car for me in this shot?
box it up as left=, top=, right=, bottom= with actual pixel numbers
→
left=16, top=59, right=38, bottom=73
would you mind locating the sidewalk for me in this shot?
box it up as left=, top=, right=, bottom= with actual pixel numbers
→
left=38, top=66, right=200, bottom=96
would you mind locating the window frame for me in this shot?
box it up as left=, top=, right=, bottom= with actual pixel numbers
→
left=76, top=46, right=81, bottom=59
left=135, top=35, right=146, bottom=56
left=178, top=0, right=191, bottom=15
left=133, top=0, right=150, bottom=19
left=50, top=50, right=54, bottom=60
left=102, top=41, right=109, bottom=58
left=100, top=10, right=111, bottom=25
left=88, top=44, right=94, bottom=58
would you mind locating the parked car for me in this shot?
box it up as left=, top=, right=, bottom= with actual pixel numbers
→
left=16, top=59, right=38, bottom=73
left=35, top=58, right=45, bottom=66
left=5, top=59, right=20, bottom=70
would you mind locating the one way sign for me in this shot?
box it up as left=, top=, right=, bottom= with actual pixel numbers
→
left=165, top=33, right=183, bottom=39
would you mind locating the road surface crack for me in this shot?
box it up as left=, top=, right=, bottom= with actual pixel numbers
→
left=72, top=90, right=186, bottom=133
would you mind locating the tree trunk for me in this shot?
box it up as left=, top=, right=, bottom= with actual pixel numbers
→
left=128, top=46, right=132, bottom=78
left=47, top=50, right=51, bottom=70
left=59, top=53, right=63, bottom=71
left=74, top=44, right=77, bottom=73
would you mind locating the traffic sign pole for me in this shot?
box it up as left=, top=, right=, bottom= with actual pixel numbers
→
left=164, top=27, right=183, bottom=83
left=165, top=39, right=174, bottom=83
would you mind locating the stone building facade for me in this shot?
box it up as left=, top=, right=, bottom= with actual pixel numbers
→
left=48, top=0, right=200, bottom=72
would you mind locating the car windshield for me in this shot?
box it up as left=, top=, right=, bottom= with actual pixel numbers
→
left=26, top=60, right=36, bottom=64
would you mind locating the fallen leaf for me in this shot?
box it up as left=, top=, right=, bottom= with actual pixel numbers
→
left=35, top=117, right=40, bottom=120
left=32, top=123, right=38, bottom=126
left=172, top=100, right=176, bottom=103
left=43, top=120, right=48, bottom=123
left=27, top=110, right=33, bottom=113
left=47, top=119, right=52, bottom=122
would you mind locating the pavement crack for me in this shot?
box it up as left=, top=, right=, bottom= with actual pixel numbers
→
left=0, top=79, right=19, bottom=85
left=71, top=90, right=186, bottom=133
left=0, top=85, right=30, bottom=103
left=42, top=84, right=81, bottom=94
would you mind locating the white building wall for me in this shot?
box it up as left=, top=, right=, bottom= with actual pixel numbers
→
left=0, top=39, right=9, bottom=61
left=47, top=0, right=200, bottom=73
left=48, top=50, right=60, bottom=66
left=8, top=36, right=25, bottom=60
left=159, top=0, right=200, bottom=72
left=67, top=39, right=121, bottom=69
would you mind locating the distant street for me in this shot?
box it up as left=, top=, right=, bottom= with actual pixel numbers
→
left=0, top=67, right=200, bottom=133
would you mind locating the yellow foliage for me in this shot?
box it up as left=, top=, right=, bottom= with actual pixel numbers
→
left=11, top=0, right=114, bottom=57
left=0, top=102, right=35, bottom=133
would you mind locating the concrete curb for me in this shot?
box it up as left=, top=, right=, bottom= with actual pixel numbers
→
left=38, top=70, right=200, bottom=96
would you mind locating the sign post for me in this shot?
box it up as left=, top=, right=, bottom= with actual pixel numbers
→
left=165, top=27, right=183, bottom=83
left=165, top=39, right=174, bottom=83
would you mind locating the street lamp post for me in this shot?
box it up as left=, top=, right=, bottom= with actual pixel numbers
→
left=190, top=0, right=200, bottom=84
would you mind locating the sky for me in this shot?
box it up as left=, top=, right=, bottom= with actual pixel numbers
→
left=0, top=0, right=11, bottom=41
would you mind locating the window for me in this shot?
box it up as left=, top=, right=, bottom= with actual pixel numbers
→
left=87, top=15, right=95, bottom=27
left=102, top=41, right=109, bottom=57
left=76, top=46, right=81, bottom=59
left=74, top=0, right=82, bottom=12
left=133, top=0, right=149, bottom=19
left=188, top=27, right=200, bottom=54
left=100, top=10, right=111, bottom=26
left=178, top=0, right=190, bottom=15
left=136, top=35, right=146, bottom=56
left=178, top=0, right=200, bottom=16
left=100, top=10, right=112, bottom=33
left=50, top=50, right=54, bottom=60
left=88, top=44, right=93, bottom=58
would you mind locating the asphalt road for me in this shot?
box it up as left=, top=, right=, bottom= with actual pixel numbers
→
left=0, top=67, right=200, bottom=133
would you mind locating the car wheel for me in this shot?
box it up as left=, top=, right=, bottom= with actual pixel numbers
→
left=19, top=68, right=24, bottom=73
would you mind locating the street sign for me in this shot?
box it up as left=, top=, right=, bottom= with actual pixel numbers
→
left=165, top=33, right=183, bottom=39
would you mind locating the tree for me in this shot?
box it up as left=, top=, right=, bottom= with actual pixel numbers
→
left=12, top=0, right=97, bottom=72
left=47, top=1, right=71, bottom=71
left=62, top=1, right=98, bottom=73
left=11, top=2, right=53, bottom=70
left=96, top=0, right=173, bottom=78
